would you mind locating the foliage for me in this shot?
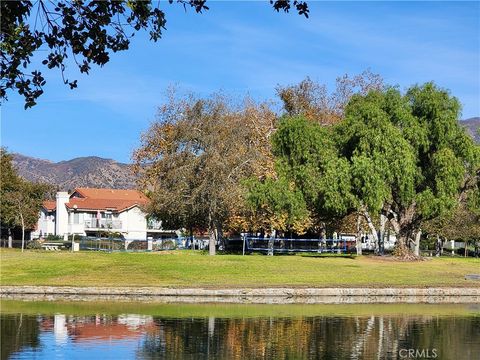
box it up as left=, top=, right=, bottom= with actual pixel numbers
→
left=0, top=148, right=53, bottom=243
left=44, top=234, right=63, bottom=241
left=1, top=0, right=308, bottom=108
left=133, top=91, right=276, bottom=254
left=248, top=83, right=480, bottom=256
left=276, top=70, right=383, bottom=125
left=26, top=239, right=42, bottom=249
left=0, top=149, right=19, bottom=229
left=423, top=202, right=480, bottom=242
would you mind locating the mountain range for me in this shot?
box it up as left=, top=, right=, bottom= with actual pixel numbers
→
left=461, top=117, right=480, bottom=144
left=11, top=118, right=479, bottom=190
left=12, top=154, right=138, bottom=191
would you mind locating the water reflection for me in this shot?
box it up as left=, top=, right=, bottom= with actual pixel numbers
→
left=1, top=305, right=479, bottom=359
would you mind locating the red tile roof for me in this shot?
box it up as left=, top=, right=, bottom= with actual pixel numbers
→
left=74, top=188, right=148, bottom=201
left=66, top=187, right=148, bottom=212
left=42, top=200, right=56, bottom=211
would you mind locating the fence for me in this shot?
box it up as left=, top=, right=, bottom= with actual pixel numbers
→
left=243, top=236, right=350, bottom=255
left=78, top=236, right=204, bottom=252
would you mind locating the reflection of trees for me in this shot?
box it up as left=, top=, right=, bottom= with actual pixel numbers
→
left=0, top=314, right=40, bottom=359
left=137, top=315, right=480, bottom=360
left=1, top=312, right=479, bottom=359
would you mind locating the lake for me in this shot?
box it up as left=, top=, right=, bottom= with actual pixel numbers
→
left=1, top=301, right=479, bottom=359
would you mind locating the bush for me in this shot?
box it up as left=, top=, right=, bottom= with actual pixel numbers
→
left=45, top=234, right=63, bottom=241
left=127, top=240, right=147, bottom=251
left=26, top=240, right=42, bottom=250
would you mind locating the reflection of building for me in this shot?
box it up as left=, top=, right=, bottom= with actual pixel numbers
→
left=33, top=188, right=174, bottom=240
left=64, top=314, right=156, bottom=343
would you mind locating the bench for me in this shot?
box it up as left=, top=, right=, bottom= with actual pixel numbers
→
left=41, top=242, right=62, bottom=251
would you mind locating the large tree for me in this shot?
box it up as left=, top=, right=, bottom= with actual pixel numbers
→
left=133, top=92, right=275, bottom=255
left=248, top=83, right=480, bottom=257
left=340, top=83, right=479, bottom=256
left=1, top=0, right=308, bottom=108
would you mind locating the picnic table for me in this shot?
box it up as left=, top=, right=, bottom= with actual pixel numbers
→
left=41, top=242, right=63, bottom=251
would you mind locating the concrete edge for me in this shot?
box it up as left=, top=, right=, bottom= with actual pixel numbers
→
left=1, top=286, right=479, bottom=297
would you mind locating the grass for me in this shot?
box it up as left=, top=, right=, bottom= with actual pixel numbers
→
left=1, top=249, right=479, bottom=288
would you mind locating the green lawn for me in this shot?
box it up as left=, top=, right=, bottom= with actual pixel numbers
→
left=1, top=249, right=479, bottom=288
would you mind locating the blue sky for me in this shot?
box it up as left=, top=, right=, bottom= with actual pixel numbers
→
left=2, top=1, right=479, bottom=163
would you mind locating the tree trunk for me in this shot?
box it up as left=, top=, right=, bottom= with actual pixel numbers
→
left=362, top=210, right=378, bottom=253
left=356, top=214, right=362, bottom=255
left=394, top=235, right=409, bottom=256
left=208, top=225, right=216, bottom=256
left=435, top=235, right=441, bottom=257
left=378, top=213, right=387, bottom=255
left=20, top=212, right=25, bottom=252
left=318, top=222, right=326, bottom=253
left=216, top=222, right=224, bottom=252
left=414, top=230, right=421, bottom=256
left=7, top=228, right=12, bottom=248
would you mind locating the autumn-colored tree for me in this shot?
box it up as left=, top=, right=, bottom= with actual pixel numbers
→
left=133, top=92, right=275, bottom=255
left=276, top=70, right=383, bottom=125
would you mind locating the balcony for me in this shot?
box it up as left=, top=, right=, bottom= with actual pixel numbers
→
left=147, top=219, right=163, bottom=230
left=84, top=219, right=122, bottom=230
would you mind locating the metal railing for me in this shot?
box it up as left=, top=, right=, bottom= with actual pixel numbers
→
left=243, top=237, right=350, bottom=255
left=84, top=219, right=122, bottom=229
left=77, top=236, right=206, bottom=252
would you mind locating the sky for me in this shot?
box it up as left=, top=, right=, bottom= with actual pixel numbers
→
left=2, top=1, right=479, bottom=163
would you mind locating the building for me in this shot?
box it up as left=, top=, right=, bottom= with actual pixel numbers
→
left=33, top=187, right=172, bottom=240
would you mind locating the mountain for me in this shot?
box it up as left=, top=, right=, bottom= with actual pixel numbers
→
left=460, top=117, right=480, bottom=144
left=12, top=154, right=138, bottom=191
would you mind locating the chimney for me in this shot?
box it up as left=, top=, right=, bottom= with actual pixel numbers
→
left=55, top=192, right=69, bottom=238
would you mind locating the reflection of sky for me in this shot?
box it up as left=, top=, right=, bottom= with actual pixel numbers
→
left=11, top=333, right=141, bottom=360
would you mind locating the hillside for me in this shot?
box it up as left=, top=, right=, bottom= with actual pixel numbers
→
left=12, top=154, right=138, bottom=191
left=460, top=117, right=480, bottom=144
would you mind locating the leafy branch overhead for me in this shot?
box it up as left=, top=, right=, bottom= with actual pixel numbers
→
left=0, top=0, right=309, bottom=109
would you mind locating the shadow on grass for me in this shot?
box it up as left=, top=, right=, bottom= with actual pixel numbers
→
left=300, top=254, right=357, bottom=259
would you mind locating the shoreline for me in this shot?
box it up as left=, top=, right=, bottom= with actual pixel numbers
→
left=2, top=286, right=479, bottom=304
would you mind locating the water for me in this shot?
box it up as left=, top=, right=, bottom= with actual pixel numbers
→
left=1, top=301, right=479, bottom=359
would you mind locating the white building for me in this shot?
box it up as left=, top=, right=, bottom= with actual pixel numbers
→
left=33, top=187, right=172, bottom=240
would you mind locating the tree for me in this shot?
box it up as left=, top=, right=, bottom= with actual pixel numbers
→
left=276, top=70, right=383, bottom=125
left=0, top=149, right=20, bottom=247
left=248, top=83, right=480, bottom=258
left=133, top=92, right=275, bottom=255
left=423, top=194, right=480, bottom=256
left=0, top=148, right=52, bottom=250
left=246, top=116, right=353, bottom=245
left=1, top=0, right=308, bottom=108
left=341, top=84, right=479, bottom=256
left=246, top=71, right=384, bottom=238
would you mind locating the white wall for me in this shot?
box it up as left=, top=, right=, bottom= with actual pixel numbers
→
left=119, top=206, right=147, bottom=240
left=68, top=211, right=86, bottom=236
left=32, top=209, right=56, bottom=238
left=55, top=192, right=69, bottom=238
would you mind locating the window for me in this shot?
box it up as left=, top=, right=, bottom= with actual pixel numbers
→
left=73, top=213, right=80, bottom=224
